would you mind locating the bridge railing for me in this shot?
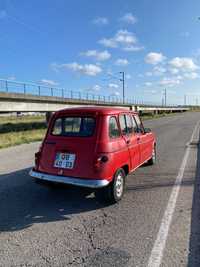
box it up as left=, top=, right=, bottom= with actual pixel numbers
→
left=0, top=79, right=175, bottom=107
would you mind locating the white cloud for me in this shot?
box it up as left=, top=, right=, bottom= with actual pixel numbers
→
left=7, top=76, right=16, bottom=81
left=110, top=91, right=120, bottom=97
left=52, top=62, right=102, bottom=76
left=66, top=62, right=102, bottom=76
left=99, top=29, right=142, bottom=52
left=145, top=72, right=153, bottom=77
left=98, top=38, right=117, bottom=48
left=122, top=45, right=144, bottom=52
left=92, top=17, right=109, bottom=25
left=145, top=82, right=152, bottom=87
left=40, top=79, right=59, bottom=86
left=115, top=29, right=137, bottom=45
left=153, top=66, right=166, bottom=76
left=144, top=89, right=157, bottom=94
left=92, top=84, right=101, bottom=91
left=176, top=75, right=184, bottom=81
left=145, top=66, right=166, bottom=77
left=159, top=77, right=181, bottom=87
left=169, top=57, right=198, bottom=72
left=0, top=10, right=7, bottom=19
left=193, top=48, right=200, bottom=60
left=180, top=31, right=190, bottom=38
left=81, top=50, right=111, bottom=61
left=115, top=58, right=129, bottom=66
left=184, top=72, right=199, bottom=80
left=126, top=74, right=132, bottom=79
left=145, top=52, right=166, bottom=65
left=113, top=91, right=120, bottom=96
left=108, top=83, right=119, bottom=89
left=120, top=13, right=137, bottom=24
left=169, top=68, right=179, bottom=75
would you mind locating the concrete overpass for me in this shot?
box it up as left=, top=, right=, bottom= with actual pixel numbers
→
left=0, top=78, right=190, bottom=117
left=0, top=91, right=190, bottom=114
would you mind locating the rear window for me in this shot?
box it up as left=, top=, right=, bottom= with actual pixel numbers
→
left=51, top=117, right=95, bottom=137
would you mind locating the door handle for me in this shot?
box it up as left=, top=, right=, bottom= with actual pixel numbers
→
left=137, top=137, right=140, bottom=142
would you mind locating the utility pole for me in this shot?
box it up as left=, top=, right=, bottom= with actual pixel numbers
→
left=162, top=96, right=164, bottom=106
left=120, top=71, right=125, bottom=104
left=184, top=95, right=187, bottom=106
left=164, top=88, right=167, bottom=106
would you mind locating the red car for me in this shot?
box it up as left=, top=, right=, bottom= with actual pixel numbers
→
left=30, top=107, right=156, bottom=202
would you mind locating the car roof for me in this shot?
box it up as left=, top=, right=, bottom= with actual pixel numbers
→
left=56, top=106, right=138, bottom=116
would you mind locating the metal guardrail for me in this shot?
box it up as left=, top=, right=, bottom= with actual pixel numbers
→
left=0, top=79, right=176, bottom=107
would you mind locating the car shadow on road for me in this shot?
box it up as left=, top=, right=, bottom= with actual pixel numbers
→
left=0, top=168, right=108, bottom=232
left=188, top=144, right=200, bottom=267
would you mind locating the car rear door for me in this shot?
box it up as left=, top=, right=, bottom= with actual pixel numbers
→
left=39, top=114, right=98, bottom=179
left=119, top=113, right=140, bottom=171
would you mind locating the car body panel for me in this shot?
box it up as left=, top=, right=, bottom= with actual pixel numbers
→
left=30, top=107, right=156, bottom=187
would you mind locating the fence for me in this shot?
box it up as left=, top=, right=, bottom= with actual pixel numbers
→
left=0, top=79, right=170, bottom=106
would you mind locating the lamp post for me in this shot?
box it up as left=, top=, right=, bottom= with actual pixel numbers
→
left=120, top=71, right=125, bottom=104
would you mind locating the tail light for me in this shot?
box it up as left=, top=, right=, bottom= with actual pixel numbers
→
left=34, top=151, right=41, bottom=169
left=34, top=144, right=43, bottom=170
left=94, top=155, right=109, bottom=169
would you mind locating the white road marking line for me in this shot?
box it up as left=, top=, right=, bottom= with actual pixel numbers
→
left=147, top=121, right=200, bottom=267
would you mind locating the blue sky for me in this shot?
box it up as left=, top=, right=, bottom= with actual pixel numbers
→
left=1, top=0, right=200, bottom=105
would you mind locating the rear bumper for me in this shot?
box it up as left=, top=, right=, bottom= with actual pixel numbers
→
left=29, top=169, right=110, bottom=188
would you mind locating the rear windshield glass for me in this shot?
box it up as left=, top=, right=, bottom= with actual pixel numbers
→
left=51, top=117, right=95, bottom=137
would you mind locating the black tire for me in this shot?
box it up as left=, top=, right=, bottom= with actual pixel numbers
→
left=147, top=145, right=156, bottom=165
left=96, top=168, right=126, bottom=203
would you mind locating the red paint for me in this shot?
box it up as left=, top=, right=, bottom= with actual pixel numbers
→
left=35, top=107, right=156, bottom=182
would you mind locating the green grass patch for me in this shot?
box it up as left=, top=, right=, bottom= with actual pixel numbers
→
left=0, top=115, right=47, bottom=149
left=0, top=129, right=46, bottom=149
left=0, top=121, right=47, bottom=134
left=0, top=115, right=45, bottom=124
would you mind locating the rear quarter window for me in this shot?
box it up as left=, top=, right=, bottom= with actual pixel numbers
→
left=109, top=116, right=120, bottom=138
left=51, top=117, right=95, bottom=137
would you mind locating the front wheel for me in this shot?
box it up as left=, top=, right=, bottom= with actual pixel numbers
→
left=96, top=168, right=126, bottom=203
left=147, top=145, right=156, bottom=165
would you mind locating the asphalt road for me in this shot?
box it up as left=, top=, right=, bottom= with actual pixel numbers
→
left=0, top=112, right=200, bottom=267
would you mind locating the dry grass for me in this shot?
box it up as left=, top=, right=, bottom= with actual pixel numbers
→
left=0, top=129, right=46, bottom=149
left=0, top=115, right=45, bottom=124
left=0, top=115, right=46, bottom=149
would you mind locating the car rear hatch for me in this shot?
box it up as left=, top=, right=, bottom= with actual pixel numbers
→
left=38, top=112, right=99, bottom=179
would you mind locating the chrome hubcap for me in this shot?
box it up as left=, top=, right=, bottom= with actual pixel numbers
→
left=115, top=173, right=123, bottom=198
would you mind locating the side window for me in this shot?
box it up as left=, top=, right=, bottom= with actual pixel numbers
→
left=109, top=117, right=120, bottom=138
left=131, top=116, right=138, bottom=132
left=119, top=114, right=134, bottom=135
left=133, top=115, right=144, bottom=133
left=119, top=115, right=127, bottom=135
left=125, top=114, right=134, bottom=134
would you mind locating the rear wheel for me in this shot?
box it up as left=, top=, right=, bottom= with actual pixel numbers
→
left=96, top=168, right=126, bottom=203
left=147, top=145, right=156, bottom=165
